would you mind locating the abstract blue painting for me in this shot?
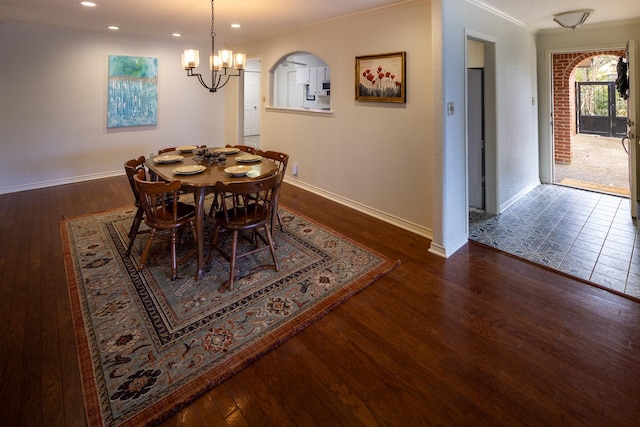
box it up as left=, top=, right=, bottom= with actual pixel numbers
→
left=107, top=55, right=158, bottom=128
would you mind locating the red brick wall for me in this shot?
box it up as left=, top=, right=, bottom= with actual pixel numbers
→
left=552, top=50, right=625, bottom=164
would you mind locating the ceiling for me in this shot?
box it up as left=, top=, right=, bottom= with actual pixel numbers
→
left=0, top=0, right=639, bottom=44
left=0, top=0, right=409, bottom=43
left=471, top=0, right=640, bottom=31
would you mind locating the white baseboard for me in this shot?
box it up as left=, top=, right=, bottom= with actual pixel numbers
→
left=0, top=170, right=123, bottom=194
left=428, top=233, right=468, bottom=258
left=284, top=178, right=433, bottom=240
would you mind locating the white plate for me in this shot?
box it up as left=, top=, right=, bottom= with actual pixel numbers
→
left=213, top=147, right=240, bottom=155
left=224, top=166, right=253, bottom=177
left=154, top=155, right=183, bottom=164
left=236, top=154, right=262, bottom=163
left=173, top=165, right=206, bottom=175
left=176, top=145, right=198, bottom=153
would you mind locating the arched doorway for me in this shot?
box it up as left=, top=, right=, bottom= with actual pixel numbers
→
left=551, top=49, right=629, bottom=195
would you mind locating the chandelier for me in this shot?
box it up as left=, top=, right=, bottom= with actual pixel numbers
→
left=181, top=0, right=246, bottom=92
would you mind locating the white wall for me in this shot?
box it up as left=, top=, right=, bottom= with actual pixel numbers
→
left=228, top=1, right=435, bottom=237
left=0, top=24, right=224, bottom=193
left=432, top=0, right=539, bottom=256
left=536, top=23, right=640, bottom=183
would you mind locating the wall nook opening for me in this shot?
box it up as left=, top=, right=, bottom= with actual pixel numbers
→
left=271, top=52, right=331, bottom=111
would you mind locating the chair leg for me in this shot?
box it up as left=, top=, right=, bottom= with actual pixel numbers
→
left=208, top=193, right=221, bottom=217
left=170, top=228, right=178, bottom=281
left=126, top=207, right=144, bottom=256
left=276, top=209, right=284, bottom=231
left=139, top=229, right=156, bottom=270
left=227, top=231, right=239, bottom=291
left=207, top=224, right=221, bottom=264
left=263, top=225, right=280, bottom=272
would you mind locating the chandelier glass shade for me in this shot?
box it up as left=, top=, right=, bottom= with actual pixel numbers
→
left=182, top=0, right=246, bottom=92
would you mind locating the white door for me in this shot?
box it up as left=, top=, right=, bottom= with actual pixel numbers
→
left=626, top=40, right=639, bottom=217
left=243, top=72, right=260, bottom=137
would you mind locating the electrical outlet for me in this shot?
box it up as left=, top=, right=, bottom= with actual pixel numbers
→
left=292, top=164, right=298, bottom=175
left=447, top=102, right=455, bottom=116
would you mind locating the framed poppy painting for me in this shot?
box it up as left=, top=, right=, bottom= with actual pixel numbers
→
left=355, top=51, right=405, bottom=103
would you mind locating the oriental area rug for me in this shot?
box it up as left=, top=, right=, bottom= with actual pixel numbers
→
left=62, top=205, right=399, bottom=426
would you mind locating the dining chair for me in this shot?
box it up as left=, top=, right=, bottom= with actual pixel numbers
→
left=227, top=144, right=257, bottom=154
left=123, top=156, right=147, bottom=256
left=158, top=145, right=206, bottom=155
left=205, top=144, right=258, bottom=217
left=207, top=173, right=281, bottom=291
left=255, top=150, right=289, bottom=231
left=157, top=147, right=176, bottom=155
left=152, top=147, right=178, bottom=181
left=133, top=169, right=197, bottom=280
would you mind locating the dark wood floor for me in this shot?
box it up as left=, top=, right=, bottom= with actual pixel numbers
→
left=1, top=176, right=639, bottom=426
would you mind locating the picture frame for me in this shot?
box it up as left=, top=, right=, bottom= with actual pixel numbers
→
left=355, top=51, right=405, bottom=103
left=107, top=55, right=158, bottom=128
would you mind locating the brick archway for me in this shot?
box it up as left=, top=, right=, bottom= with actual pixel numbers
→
left=552, top=49, right=625, bottom=164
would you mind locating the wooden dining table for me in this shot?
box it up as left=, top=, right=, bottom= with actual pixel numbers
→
left=145, top=147, right=278, bottom=280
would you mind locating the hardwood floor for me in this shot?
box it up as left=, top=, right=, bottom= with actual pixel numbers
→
left=1, top=176, right=639, bottom=426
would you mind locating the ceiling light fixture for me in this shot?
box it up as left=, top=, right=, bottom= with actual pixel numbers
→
left=553, top=9, right=593, bottom=30
left=80, top=2, right=96, bottom=7
left=181, top=0, right=246, bottom=93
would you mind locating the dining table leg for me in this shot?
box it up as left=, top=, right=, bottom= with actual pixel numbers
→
left=193, top=187, right=207, bottom=280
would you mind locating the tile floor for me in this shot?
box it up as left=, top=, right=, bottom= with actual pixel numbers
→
left=469, top=184, right=640, bottom=298
left=243, top=135, right=260, bottom=150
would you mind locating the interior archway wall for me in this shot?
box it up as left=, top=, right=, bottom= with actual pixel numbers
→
left=552, top=49, right=625, bottom=164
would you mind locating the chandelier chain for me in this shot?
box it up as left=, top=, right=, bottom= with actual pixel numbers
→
left=182, top=0, right=244, bottom=93
left=210, top=0, right=216, bottom=40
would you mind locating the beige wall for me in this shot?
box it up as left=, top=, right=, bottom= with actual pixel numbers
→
left=467, top=39, right=485, bottom=68
left=0, top=24, right=223, bottom=193
left=228, top=1, right=434, bottom=236
left=0, top=0, right=549, bottom=257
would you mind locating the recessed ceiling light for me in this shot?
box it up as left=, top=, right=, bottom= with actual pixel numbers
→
left=172, top=33, right=183, bottom=37
left=230, top=24, right=241, bottom=29
left=80, top=1, right=97, bottom=7
left=107, top=26, right=119, bottom=30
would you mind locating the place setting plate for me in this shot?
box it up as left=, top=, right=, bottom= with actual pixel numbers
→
left=176, top=145, right=198, bottom=153
left=153, top=155, right=184, bottom=164
left=173, top=165, right=206, bottom=175
left=236, top=154, right=262, bottom=163
left=224, top=166, right=253, bottom=177
left=213, top=147, right=240, bottom=155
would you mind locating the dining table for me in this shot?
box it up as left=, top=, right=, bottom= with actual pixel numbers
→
left=145, top=146, right=278, bottom=280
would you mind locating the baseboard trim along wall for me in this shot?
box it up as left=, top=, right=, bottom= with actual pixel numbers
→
left=284, top=178, right=433, bottom=241
left=0, top=170, right=123, bottom=195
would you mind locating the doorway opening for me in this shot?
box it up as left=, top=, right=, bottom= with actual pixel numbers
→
left=466, top=33, right=498, bottom=228
left=243, top=58, right=262, bottom=150
left=551, top=50, right=629, bottom=196
left=468, top=67, right=485, bottom=211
